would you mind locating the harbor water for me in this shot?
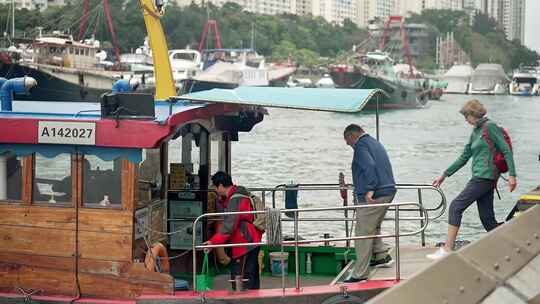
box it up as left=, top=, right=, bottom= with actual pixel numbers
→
left=214, top=94, right=540, bottom=246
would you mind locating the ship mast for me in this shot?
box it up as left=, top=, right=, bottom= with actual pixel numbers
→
left=79, top=0, right=121, bottom=64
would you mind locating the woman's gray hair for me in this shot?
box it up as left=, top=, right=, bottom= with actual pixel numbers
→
left=459, top=100, right=486, bottom=118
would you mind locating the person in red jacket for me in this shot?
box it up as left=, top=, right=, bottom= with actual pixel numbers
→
left=205, top=171, right=262, bottom=290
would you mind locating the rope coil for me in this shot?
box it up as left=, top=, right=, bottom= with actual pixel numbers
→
left=265, top=208, right=282, bottom=246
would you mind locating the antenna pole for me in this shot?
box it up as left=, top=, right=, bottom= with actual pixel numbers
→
left=11, top=0, right=14, bottom=40
left=250, top=23, right=254, bottom=50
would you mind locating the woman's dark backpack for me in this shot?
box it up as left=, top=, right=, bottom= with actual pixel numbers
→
left=482, top=123, right=512, bottom=174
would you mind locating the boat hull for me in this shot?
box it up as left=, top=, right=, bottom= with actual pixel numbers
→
left=0, top=282, right=392, bottom=303
left=468, top=83, right=508, bottom=95
left=509, top=82, right=539, bottom=96
left=330, top=70, right=428, bottom=109
left=443, top=78, right=470, bottom=94
left=0, top=62, right=113, bottom=102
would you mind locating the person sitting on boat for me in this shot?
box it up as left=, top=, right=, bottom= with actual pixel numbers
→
left=343, top=124, right=396, bottom=283
left=203, top=171, right=262, bottom=290
left=428, top=100, right=517, bottom=260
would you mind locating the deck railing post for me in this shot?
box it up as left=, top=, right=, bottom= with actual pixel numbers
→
left=294, top=210, right=300, bottom=290
left=418, top=188, right=425, bottom=247
left=192, top=217, right=198, bottom=292
left=394, top=204, right=401, bottom=281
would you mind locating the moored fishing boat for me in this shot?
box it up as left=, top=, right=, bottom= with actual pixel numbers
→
left=0, top=34, right=135, bottom=102
left=330, top=51, right=429, bottom=109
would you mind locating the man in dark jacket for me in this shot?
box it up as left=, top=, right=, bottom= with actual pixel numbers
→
left=205, top=171, right=262, bottom=290
left=343, top=124, right=396, bottom=282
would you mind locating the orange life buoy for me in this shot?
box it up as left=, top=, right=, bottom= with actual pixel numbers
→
left=144, top=242, right=170, bottom=273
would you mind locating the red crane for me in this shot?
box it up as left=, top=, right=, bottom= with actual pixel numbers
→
left=79, top=0, right=121, bottom=64
left=379, top=16, right=414, bottom=78
left=198, top=20, right=222, bottom=53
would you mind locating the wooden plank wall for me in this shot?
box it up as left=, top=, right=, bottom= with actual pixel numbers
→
left=0, top=159, right=173, bottom=299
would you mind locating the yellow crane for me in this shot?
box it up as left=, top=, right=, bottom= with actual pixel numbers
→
left=139, top=0, right=176, bottom=100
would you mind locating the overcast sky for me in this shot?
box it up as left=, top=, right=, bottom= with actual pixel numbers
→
left=525, top=0, right=540, bottom=52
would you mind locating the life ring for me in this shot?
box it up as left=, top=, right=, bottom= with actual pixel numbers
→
left=144, top=242, right=170, bottom=273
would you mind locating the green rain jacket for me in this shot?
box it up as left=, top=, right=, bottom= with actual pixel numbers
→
left=444, top=117, right=516, bottom=179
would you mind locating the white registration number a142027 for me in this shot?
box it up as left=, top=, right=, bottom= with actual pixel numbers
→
left=38, top=121, right=96, bottom=145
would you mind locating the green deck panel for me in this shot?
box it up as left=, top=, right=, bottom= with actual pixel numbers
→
left=262, top=245, right=356, bottom=276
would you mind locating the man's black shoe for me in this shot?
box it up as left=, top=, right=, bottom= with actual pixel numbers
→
left=343, top=277, right=367, bottom=283
left=369, top=255, right=393, bottom=268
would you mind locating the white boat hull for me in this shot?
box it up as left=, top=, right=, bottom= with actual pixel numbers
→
left=468, top=83, right=508, bottom=95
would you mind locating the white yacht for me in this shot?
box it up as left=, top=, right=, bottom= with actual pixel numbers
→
left=315, top=74, right=335, bottom=88
left=197, top=48, right=269, bottom=87
left=509, top=66, right=539, bottom=96
left=169, top=49, right=202, bottom=83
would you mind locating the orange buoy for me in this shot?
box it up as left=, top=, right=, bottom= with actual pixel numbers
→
left=144, top=242, right=170, bottom=273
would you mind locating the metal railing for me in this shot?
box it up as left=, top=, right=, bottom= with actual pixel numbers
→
left=192, top=201, right=430, bottom=292
left=248, top=183, right=446, bottom=247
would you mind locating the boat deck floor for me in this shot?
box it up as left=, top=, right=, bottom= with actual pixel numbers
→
left=370, top=245, right=437, bottom=280
left=210, top=245, right=438, bottom=291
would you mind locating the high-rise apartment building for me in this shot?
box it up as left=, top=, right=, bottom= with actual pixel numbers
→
left=0, top=0, right=38, bottom=10
left=0, top=0, right=65, bottom=11
left=294, top=0, right=312, bottom=16
left=173, top=0, right=292, bottom=15
left=313, top=0, right=356, bottom=25
left=501, top=0, right=525, bottom=41
left=355, top=0, right=394, bottom=27
left=395, top=0, right=462, bottom=16
left=473, top=0, right=525, bottom=42
left=481, top=0, right=503, bottom=21
left=394, top=0, right=422, bottom=16
left=424, top=0, right=462, bottom=10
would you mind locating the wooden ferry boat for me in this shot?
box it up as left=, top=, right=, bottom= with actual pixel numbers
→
left=0, top=1, right=451, bottom=303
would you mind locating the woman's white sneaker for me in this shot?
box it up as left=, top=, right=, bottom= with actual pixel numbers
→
left=426, top=247, right=450, bottom=260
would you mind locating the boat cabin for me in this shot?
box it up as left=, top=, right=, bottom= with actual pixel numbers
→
left=33, top=36, right=99, bottom=69
left=0, top=92, right=264, bottom=298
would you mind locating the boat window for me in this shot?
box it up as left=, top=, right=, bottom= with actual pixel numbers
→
left=210, top=136, right=219, bottom=177
left=33, top=154, right=72, bottom=206
left=138, top=148, right=162, bottom=204
left=1, top=153, right=23, bottom=202
left=82, top=156, right=122, bottom=208
left=84, top=48, right=89, bottom=56
left=167, top=134, right=200, bottom=189
left=173, top=53, right=195, bottom=61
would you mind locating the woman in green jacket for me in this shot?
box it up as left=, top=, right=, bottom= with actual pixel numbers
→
left=427, top=100, right=517, bottom=260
